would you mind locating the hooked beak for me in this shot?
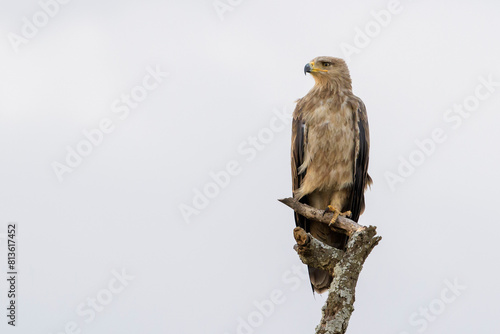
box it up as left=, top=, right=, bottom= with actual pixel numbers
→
left=304, top=63, right=312, bottom=75
left=304, top=61, right=328, bottom=75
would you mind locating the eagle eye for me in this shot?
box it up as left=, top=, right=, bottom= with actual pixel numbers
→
left=322, top=62, right=332, bottom=67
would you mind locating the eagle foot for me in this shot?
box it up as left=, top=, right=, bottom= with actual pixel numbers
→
left=324, top=205, right=351, bottom=226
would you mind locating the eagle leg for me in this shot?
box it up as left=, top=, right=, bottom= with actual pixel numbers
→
left=324, top=205, right=352, bottom=226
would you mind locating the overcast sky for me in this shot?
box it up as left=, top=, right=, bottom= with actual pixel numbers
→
left=1, top=0, right=500, bottom=333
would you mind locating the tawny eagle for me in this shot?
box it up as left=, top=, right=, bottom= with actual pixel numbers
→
left=291, top=56, right=372, bottom=293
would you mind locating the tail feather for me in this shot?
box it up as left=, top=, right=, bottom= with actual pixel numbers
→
left=308, top=267, right=332, bottom=294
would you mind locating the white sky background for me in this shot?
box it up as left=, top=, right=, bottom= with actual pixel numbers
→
left=0, top=0, right=499, bottom=333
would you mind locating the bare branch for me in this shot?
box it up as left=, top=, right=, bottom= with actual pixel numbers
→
left=316, top=226, right=381, bottom=334
left=279, top=197, right=364, bottom=235
left=280, top=197, right=382, bottom=334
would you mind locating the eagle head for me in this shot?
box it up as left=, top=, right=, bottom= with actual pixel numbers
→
left=304, top=56, right=351, bottom=89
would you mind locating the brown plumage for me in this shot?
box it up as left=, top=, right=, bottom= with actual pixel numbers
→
left=291, top=56, right=372, bottom=293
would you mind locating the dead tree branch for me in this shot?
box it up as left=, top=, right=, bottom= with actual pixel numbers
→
left=279, top=197, right=364, bottom=236
left=280, top=197, right=381, bottom=334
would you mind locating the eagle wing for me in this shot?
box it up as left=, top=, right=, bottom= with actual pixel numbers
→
left=348, top=96, right=372, bottom=222
left=291, top=105, right=308, bottom=230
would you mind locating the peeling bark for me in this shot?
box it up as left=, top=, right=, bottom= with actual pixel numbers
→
left=280, top=197, right=381, bottom=334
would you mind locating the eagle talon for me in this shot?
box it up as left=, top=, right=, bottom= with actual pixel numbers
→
left=323, top=205, right=335, bottom=215
left=325, top=205, right=351, bottom=226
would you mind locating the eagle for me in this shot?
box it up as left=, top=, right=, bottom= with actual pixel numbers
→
left=291, top=56, right=372, bottom=293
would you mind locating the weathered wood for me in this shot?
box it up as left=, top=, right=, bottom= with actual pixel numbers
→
left=280, top=198, right=381, bottom=334
left=293, top=227, right=344, bottom=273
left=279, top=197, right=364, bottom=236
left=316, top=226, right=381, bottom=334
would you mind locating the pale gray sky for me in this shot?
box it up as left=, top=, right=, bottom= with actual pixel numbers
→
left=0, top=0, right=499, bottom=333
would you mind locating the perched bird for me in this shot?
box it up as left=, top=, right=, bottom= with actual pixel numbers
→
left=291, top=56, right=372, bottom=293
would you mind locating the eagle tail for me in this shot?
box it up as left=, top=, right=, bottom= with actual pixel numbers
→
left=308, top=267, right=332, bottom=294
